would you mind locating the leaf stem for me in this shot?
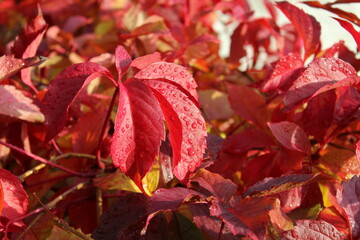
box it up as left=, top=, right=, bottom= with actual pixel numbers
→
left=95, top=87, right=119, bottom=169
left=217, top=221, right=225, bottom=240
left=0, top=141, right=96, bottom=178
left=95, top=187, right=103, bottom=221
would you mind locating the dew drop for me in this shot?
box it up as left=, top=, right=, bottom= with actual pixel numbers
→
left=125, top=124, right=130, bottom=128
left=191, top=122, right=197, bottom=129
left=188, top=138, right=193, bottom=144
left=187, top=148, right=195, bottom=156
left=183, top=106, right=189, bottom=111
left=121, top=128, right=125, bottom=133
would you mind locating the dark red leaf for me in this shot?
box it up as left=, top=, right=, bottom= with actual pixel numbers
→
left=227, top=84, right=271, bottom=129
left=189, top=169, right=237, bottom=204
left=333, top=18, right=360, bottom=51
left=268, top=121, right=311, bottom=156
left=11, top=5, right=48, bottom=92
left=0, top=85, right=44, bottom=123
left=299, top=90, right=336, bottom=143
left=130, top=52, right=161, bottom=70
left=337, top=175, right=360, bottom=238
left=277, top=1, right=321, bottom=59
left=284, top=58, right=357, bottom=110
left=262, top=53, right=304, bottom=93
left=0, top=168, right=28, bottom=232
left=115, top=45, right=132, bottom=80
left=243, top=174, right=317, bottom=197
left=42, top=62, right=115, bottom=142
left=111, top=80, right=165, bottom=187
left=144, top=80, right=206, bottom=182
left=333, top=86, right=360, bottom=125
left=281, top=219, right=343, bottom=239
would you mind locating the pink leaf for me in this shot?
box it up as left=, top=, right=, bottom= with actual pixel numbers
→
left=0, top=55, right=44, bottom=82
left=115, top=45, right=132, bottom=80
left=268, top=121, right=311, bottom=156
left=333, top=17, right=360, bottom=51
left=135, top=62, right=198, bottom=100
left=262, top=53, right=304, bottom=93
left=42, top=62, right=115, bottom=142
left=337, top=175, right=360, bottom=238
left=0, top=168, right=28, bottom=232
left=11, top=5, right=48, bottom=92
left=144, top=80, right=206, bottom=182
left=0, top=85, right=44, bottom=122
left=284, top=58, right=357, bottom=110
left=111, top=80, right=165, bottom=187
left=282, top=219, right=343, bottom=239
left=277, top=1, right=321, bottom=59
left=130, top=52, right=161, bottom=70
left=356, top=140, right=360, bottom=161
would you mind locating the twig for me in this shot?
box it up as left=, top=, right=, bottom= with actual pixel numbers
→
left=95, top=88, right=119, bottom=169
left=15, top=212, right=45, bottom=240
left=95, top=187, right=103, bottom=221
left=217, top=221, right=225, bottom=240
left=0, top=141, right=96, bottom=178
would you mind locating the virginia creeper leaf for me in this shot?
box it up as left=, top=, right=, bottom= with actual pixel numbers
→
left=281, top=219, right=343, bottom=239
left=337, top=176, right=360, bottom=239
left=227, top=84, right=270, bottom=129
left=11, top=5, right=48, bottom=92
left=262, top=53, right=304, bottom=93
left=0, top=168, right=28, bottom=232
left=284, top=58, right=357, bottom=110
left=111, top=80, right=165, bottom=187
left=0, top=55, right=44, bottom=82
left=0, top=85, right=44, bottom=123
left=268, top=121, right=311, bottom=156
left=143, top=80, right=206, bottom=182
left=115, top=45, right=132, bottom=79
left=277, top=1, right=321, bottom=59
left=333, top=17, right=360, bottom=51
left=135, top=62, right=198, bottom=100
left=130, top=52, right=161, bottom=70
left=42, top=62, right=114, bottom=142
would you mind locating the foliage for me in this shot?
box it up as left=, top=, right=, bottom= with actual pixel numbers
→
left=0, top=0, right=360, bottom=239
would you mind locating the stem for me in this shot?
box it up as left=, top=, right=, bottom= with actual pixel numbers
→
left=51, top=139, right=63, bottom=155
left=0, top=140, right=96, bottom=178
left=217, top=221, right=225, bottom=240
left=95, top=187, right=103, bottom=221
left=15, top=212, right=45, bottom=240
left=95, top=88, right=119, bottom=170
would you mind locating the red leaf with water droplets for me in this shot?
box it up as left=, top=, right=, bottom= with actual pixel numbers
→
left=281, top=219, right=344, bottom=239
left=0, top=168, right=28, bottom=232
left=143, top=80, right=206, bottom=182
left=0, top=55, right=44, bottom=82
left=115, top=45, right=132, bottom=80
left=42, top=62, right=115, bottom=142
left=11, top=5, right=48, bottom=92
left=130, top=52, right=161, bottom=70
left=135, top=62, right=198, bottom=100
left=268, top=121, right=311, bottom=156
left=277, top=2, right=321, bottom=59
left=111, top=80, right=165, bottom=187
left=333, top=18, right=360, bottom=51
left=284, top=58, right=357, bottom=110
left=262, top=53, right=304, bottom=93
left=336, top=175, right=360, bottom=238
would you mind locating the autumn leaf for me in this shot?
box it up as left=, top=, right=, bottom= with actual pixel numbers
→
left=333, top=17, right=360, bottom=51
left=0, top=85, right=44, bottom=123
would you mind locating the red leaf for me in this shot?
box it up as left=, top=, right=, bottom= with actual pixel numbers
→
left=0, top=55, right=44, bottom=82
left=281, top=219, right=343, bottom=239
left=299, top=90, right=336, bottom=143
left=356, top=140, right=360, bottom=161
left=262, top=53, right=304, bottom=93
left=11, top=5, right=48, bottom=92
left=42, top=62, right=114, bottom=142
left=189, top=169, right=237, bottom=204
left=111, top=80, right=164, bottom=187
left=336, top=175, right=360, bottom=238
left=0, top=85, right=44, bottom=123
left=130, top=52, right=161, bottom=70
left=115, top=45, right=132, bottom=80
left=333, top=17, right=360, bottom=51
left=333, top=86, right=360, bottom=125
left=227, top=84, right=271, bottom=129
left=144, top=80, right=206, bottom=182
left=277, top=2, right=321, bottom=59
left=284, top=58, right=357, bottom=110
left=0, top=168, right=28, bottom=232
left=135, top=62, right=198, bottom=100
left=268, top=121, right=311, bottom=156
